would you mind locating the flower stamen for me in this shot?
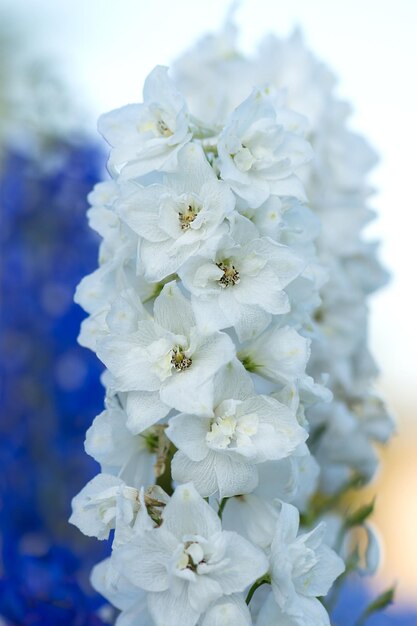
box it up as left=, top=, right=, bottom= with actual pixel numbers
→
left=171, top=346, right=192, bottom=371
left=157, top=119, right=173, bottom=137
left=217, top=261, right=240, bottom=288
left=178, top=204, right=198, bottom=230
left=179, top=541, right=205, bottom=572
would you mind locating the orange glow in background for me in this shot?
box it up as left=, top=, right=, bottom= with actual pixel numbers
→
left=364, top=403, right=417, bottom=606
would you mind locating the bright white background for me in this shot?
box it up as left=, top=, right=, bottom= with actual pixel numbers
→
left=3, top=0, right=417, bottom=602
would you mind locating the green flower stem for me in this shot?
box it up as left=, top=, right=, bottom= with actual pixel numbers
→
left=142, top=274, right=178, bottom=304
left=217, top=497, right=228, bottom=520
left=155, top=443, right=176, bottom=496
left=245, top=574, right=271, bottom=605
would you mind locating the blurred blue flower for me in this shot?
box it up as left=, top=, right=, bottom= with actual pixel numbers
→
left=331, top=575, right=417, bottom=626
left=0, top=141, right=112, bottom=625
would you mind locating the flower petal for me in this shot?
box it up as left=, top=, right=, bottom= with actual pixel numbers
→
left=210, top=531, right=269, bottom=593
left=162, top=483, right=221, bottom=539
left=125, top=390, right=170, bottom=433
left=167, top=414, right=210, bottom=462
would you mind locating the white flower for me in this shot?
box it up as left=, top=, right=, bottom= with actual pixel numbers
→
left=91, top=558, right=154, bottom=626
left=86, top=180, right=120, bottom=240
left=221, top=447, right=319, bottom=550
left=74, top=179, right=150, bottom=352
left=113, top=483, right=268, bottom=626
left=75, top=258, right=134, bottom=317
left=218, top=87, right=312, bottom=207
left=179, top=214, right=304, bottom=340
left=269, top=502, right=345, bottom=626
left=97, top=281, right=235, bottom=424
left=77, top=272, right=149, bottom=352
left=239, top=324, right=311, bottom=387
left=74, top=179, right=131, bottom=319
left=84, top=396, right=155, bottom=489
left=167, top=361, right=307, bottom=497
left=243, top=197, right=320, bottom=257
left=117, top=143, right=235, bottom=282
left=223, top=492, right=279, bottom=551
left=98, top=65, right=191, bottom=179
left=240, top=194, right=286, bottom=240
left=69, top=474, right=139, bottom=540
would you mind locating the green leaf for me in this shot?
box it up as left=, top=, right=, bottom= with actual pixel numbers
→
left=355, top=586, right=395, bottom=626
left=344, top=499, right=375, bottom=529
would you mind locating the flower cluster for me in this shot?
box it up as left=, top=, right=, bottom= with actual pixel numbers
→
left=173, top=19, right=394, bottom=583
left=71, top=22, right=392, bottom=626
left=173, top=23, right=394, bottom=495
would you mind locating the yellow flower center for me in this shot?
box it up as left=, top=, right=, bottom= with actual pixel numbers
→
left=217, top=261, right=240, bottom=288
left=157, top=119, right=173, bottom=137
left=178, top=205, right=198, bottom=230
left=171, top=346, right=192, bottom=371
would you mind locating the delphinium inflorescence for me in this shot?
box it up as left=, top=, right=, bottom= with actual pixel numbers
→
left=71, top=23, right=393, bottom=626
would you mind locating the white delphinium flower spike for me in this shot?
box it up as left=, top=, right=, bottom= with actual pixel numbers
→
left=112, top=483, right=268, bottom=626
left=98, top=65, right=191, bottom=179
left=71, top=13, right=395, bottom=618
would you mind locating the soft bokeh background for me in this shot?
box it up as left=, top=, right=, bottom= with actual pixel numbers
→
left=1, top=0, right=416, bottom=623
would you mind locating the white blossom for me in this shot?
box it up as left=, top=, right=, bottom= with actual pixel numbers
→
left=179, top=214, right=304, bottom=340
left=218, top=88, right=312, bottom=207
left=239, top=324, right=311, bottom=387
left=116, top=143, right=235, bottom=282
left=269, top=502, right=345, bottom=626
left=167, top=361, right=307, bottom=497
left=221, top=449, right=320, bottom=549
left=97, top=281, right=235, bottom=423
left=113, top=483, right=268, bottom=626
left=98, top=65, right=191, bottom=179
left=84, top=396, right=155, bottom=489
left=69, top=474, right=140, bottom=540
